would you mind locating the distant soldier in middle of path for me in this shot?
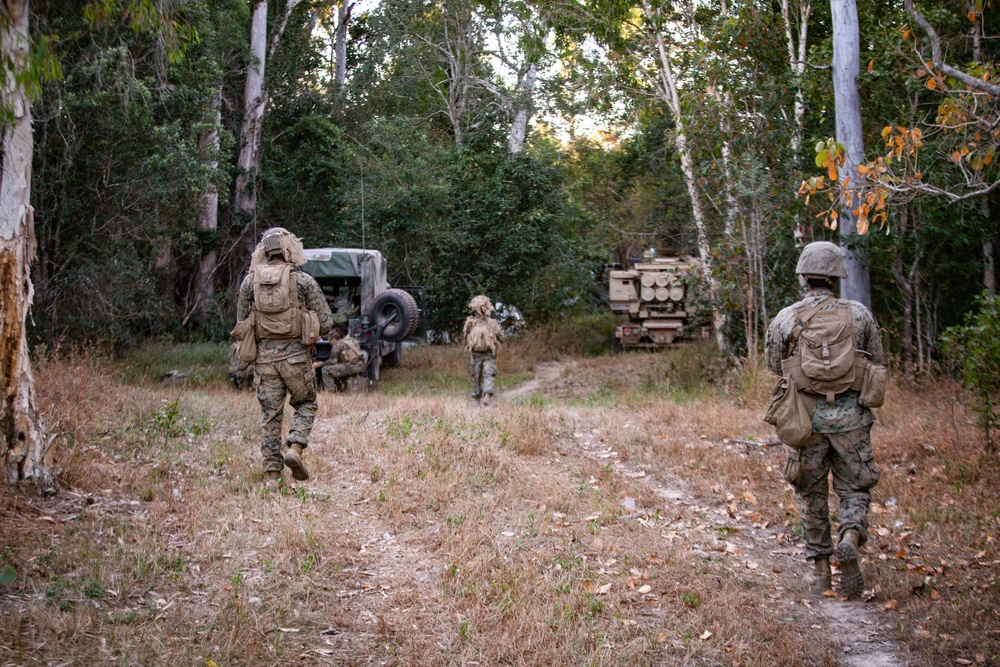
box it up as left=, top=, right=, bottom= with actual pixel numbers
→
left=464, top=295, right=503, bottom=406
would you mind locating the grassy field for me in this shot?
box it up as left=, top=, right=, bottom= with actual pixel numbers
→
left=1, top=337, right=998, bottom=666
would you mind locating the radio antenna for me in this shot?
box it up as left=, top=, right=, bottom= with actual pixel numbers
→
left=360, top=160, right=366, bottom=253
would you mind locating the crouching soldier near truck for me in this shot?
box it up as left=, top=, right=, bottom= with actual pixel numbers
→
left=764, top=241, right=887, bottom=599
left=315, top=325, right=365, bottom=391
left=233, top=228, right=335, bottom=489
left=464, top=295, right=503, bottom=406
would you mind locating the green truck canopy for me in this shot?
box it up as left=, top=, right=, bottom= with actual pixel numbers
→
left=302, top=248, right=389, bottom=309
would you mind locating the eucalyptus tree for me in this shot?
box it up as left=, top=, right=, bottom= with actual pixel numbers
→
left=233, top=0, right=305, bottom=225
left=2, top=0, right=193, bottom=488
left=830, top=0, right=871, bottom=307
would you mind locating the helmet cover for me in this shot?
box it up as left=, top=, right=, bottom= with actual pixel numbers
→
left=468, top=295, right=494, bottom=316
left=795, top=241, right=848, bottom=279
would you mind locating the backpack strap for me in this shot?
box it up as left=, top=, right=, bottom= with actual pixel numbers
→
left=787, top=295, right=833, bottom=356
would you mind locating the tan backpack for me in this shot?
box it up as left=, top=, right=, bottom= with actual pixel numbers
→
left=781, top=296, right=885, bottom=406
left=466, top=317, right=497, bottom=353
left=252, top=263, right=302, bottom=340
left=339, top=337, right=362, bottom=363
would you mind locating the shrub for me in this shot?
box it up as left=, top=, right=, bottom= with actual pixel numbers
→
left=942, top=292, right=1000, bottom=451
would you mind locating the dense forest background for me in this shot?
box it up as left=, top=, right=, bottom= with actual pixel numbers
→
left=24, top=0, right=1000, bottom=362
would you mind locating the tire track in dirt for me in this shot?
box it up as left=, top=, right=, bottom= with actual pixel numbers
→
left=297, top=412, right=460, bottom=663
left=503, top=361, right=909, bottom=667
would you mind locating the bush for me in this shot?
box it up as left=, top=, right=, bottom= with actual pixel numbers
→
left=942, top=292, right=1000, bottom=451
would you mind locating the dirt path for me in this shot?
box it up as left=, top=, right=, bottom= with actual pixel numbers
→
left=501, top=360, right=909, bottom=667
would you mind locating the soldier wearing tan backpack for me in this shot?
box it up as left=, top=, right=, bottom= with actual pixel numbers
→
left=233, top=228, right=336, bottom=489
left=765, top=241, right=887, bottom=599
left=463, top=295, right=503, bottom=406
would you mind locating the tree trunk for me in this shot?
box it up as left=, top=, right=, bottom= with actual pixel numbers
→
left=645, top=2, right=727, bottom=353
left=986, top=239, right=997, bottom=298
left=234, top=0, right=268, bottom=222
left=195, top=85, right=222, bottom=316
left=508, top=62, right=537, bottom=154
left=830, top=0, right=871, bottom=308
left=1, top=0, right=54, bottom=490
left=334, top=1, right=353, bottom=93
left=890, top=207, right=915, bottom=378
left=781, top=0, right=811, bottom=245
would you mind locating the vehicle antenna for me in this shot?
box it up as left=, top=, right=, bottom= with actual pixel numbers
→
left=360, top=159, right=366, bottom=254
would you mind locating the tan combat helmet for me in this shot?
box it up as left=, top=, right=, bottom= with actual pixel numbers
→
left=251, top=227, right=307, bottom=267
left=468, top=295, right=494, bottom=316
left=795, top=241, right=848, bottom=279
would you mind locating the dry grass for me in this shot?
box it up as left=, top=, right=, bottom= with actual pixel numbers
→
left=0, top=342, right=996, bottom=666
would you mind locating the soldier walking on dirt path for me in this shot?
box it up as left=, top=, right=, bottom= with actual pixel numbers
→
left=765, top=241, right=887, bottom=599
left=464, top=295, right=503, bottom=407
left=234, top=228, right=336, bottom=490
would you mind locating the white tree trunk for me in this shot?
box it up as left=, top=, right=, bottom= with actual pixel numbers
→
left=781, top=0, right=810, bottom=245
left=830, top=0, right=871, bottom=307
left=234, top=0, right=268, bottom=219
left=645, top=3, right=727, bottom=352
left=1, top=0, right=54, bottom=490
left=195, top=86, right=222, bottom=314
left=508, top=62, right=537, bottom=154
left=334, top=1, right=353, bottom=92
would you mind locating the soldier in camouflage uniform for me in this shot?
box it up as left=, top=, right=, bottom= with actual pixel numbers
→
left=318, top=325, right=366, bottom=391
left=463, top=295, right=503, bottom=406
left=236, top=228, right=339, bottom=489
left=765, top=241, right=884, bottom=599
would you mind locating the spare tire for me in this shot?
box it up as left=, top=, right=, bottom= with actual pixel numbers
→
left=370, top=288, right=419, bottom=342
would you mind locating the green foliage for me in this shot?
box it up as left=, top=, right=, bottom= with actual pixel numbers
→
left=942, top=293, right=1000, bottom=450
left=0, top=564, right=16, bottom=585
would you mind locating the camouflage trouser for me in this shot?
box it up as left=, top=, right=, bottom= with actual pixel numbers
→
left=321, top=359, right=365, bottom=391
left=784, top=426, right=880, bottom=561
left=469, top=351, right=497, bottom=399
left=255, top=358, right=317, bottom=473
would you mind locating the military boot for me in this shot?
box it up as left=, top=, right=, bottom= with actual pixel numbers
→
left=804, top=557, right=832, bottom=595
left=835, top=529, right=865, bottom=599
left=264, top=470, right=284, bottom=492
left=283, top=443, right=310, bottom=481
left=480, top=393, right=492, bottom=407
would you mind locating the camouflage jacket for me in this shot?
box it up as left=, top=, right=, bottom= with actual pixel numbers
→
left=765, top=287, right=884, bottom=433
left=236, top=259, right=338, bottom=364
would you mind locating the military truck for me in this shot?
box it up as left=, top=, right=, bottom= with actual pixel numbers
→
left=608, top=250, right=695, bottom=349
left=301, top=248, right=421, bottom=383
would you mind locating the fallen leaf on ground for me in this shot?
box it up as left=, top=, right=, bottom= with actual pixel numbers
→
left=884, top=600, right=898, bottom=610
left=822, top=589, right=837, bottom=597
left=582, top=580, right=596, bottom=594
left=700, top=630, right=712, bottom=640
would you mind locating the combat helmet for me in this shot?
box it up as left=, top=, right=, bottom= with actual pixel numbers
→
left=261, top=227, right=288, bottom=257
left=795, top=241, right=848, bottom=279
left=468, top=295, right=494, bottom=316
left=251, top=227, right=307, bottom=267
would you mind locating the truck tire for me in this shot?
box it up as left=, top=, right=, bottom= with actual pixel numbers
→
left=371, top=288, right=419, bottom=342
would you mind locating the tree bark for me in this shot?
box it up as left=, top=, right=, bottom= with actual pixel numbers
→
left=890, top=207, right=915, bottom=377
left=644, top=1, right=727, bottom=353
left=334, top=1, right=353, bottom=93
left=508, top=62, right=537, bottom=154
left=1, top=0, right=54, bottom=490
left=234, top=0, right=268, bottom=221
left=781, top=0, right=810, bottom=245
left=830, top=0, right=871, bottom=307
left=195, top=85, right=222, bottom=315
